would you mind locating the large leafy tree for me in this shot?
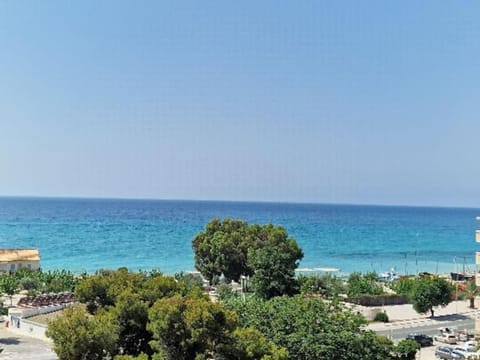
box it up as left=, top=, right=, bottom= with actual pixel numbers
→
left=75, top=268, right=146, bottom=314
left=192, top=218, right=251, bottom=282
left=192, top=218, right=303, bottom=299
left=225, top=327, right=288, bottom=360
left=248, top=232, right=303, bottom=299
left=110, top=290, right=151, bottom=356
left=0, top=274, right=18, bottom=305
left=147, top=295, right=237, bottom=360
left=223, top=295, right=394, bottom=360
left=147, top=294, right=286, bottom=360
left=49, top=268, right=208, bottom=358
left=46, top=305, right=119, bottom=360
left=410, top=277, right=453, bottom=317
left=394, top=339, right=419, bottom=360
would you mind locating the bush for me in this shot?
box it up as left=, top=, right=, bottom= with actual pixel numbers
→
left=373, top=311, right=389, bottom=323
left=394, top=339, right=419, bottom=359
left=298, top=274, right=346, bottom=297
left=19, top=277, right=40, bottom=291
left=347, top=272, right=384, bottom=298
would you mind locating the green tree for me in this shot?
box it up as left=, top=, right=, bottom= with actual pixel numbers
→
left=394, top=339, right=419, bottom=359
left=147, top=295, right=237, bottom=360
left=75, top=268, right=145, bottom=314
left=46, top=305, right=119, bottom=360
left=248, top=236, right=303, bottom=299
left=110, top=290, right=151, bottom=357
left=192, top=219, right=303, bottom=299
left=0, top=275, right=18, bottom=305
left=192, top=218, right=251, bottom=282
left=227, top=327, right=288, bottom=360
left=410, top=277, right=453, bottom=317
left=223, top=294, right=394, bottom=360
left=389, top=276, right=417, bottom=296
left=462, top=280, right=479, bottom=309
left=298, top=274, right=346, bottom=298
left=347, top=272, right=384, bottom=299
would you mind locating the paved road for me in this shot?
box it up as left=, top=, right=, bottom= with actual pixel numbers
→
left=377, top=318, right=475, bottom=341
left=0, top=329, right=57, bottom=360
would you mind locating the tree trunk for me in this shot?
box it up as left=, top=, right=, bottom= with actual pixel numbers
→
left=430, top=308, right=434, bottom=318
left=470, top=297, right=475, bottom=309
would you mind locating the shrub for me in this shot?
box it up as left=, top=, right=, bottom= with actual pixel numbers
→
left=394, top=339, right=419, bottom=359
left=298, top=274, right=346, bottom=297
left=347, top=272, right=384, bottom=298
left=373, top=311, right=389, bottom=323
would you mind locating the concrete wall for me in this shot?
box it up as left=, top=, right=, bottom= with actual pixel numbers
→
left=0, top=260, right=40, bottom=272
left=7, top=317, right=49, bottom=340
left=7, top=305, right=65, bottom=340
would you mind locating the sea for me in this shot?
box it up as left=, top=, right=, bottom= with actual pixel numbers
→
left=0, top=197, right=478, bottom=276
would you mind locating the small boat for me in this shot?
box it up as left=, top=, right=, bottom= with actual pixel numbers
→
left=378, top=268, right=400, bottom=282
left=450, top=272, right=474, bottom=282
left=451, top=256, right=475, bottom=282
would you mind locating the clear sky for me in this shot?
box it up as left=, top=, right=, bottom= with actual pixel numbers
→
left=1, top=1, right=479, bottom=207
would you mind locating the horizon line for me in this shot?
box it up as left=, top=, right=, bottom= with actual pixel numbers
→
left=0, top=194, right=479, bottom=211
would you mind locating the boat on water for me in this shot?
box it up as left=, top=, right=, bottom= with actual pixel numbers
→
left=377, top=268, right=400, bottom=282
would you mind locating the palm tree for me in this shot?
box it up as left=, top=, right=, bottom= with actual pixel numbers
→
left=463, top=280, right=479, bottom=309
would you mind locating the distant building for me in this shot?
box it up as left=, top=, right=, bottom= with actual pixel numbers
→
left=0, top=249, right=40, bottom=273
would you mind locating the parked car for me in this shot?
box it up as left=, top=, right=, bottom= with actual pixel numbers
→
left=435, top=346, right=465, bottom=359
left=406, top=333, right=433, bottom=347
left=452, top=347, right=480, bottom=360
left=435, top=333, right=458, bottom=344
left=464, top=341, right=478, bottom=352
left=457, top=331, right=475, bottom=342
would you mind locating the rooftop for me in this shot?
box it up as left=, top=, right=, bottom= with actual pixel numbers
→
left=0, top=249, right=40, bottom=262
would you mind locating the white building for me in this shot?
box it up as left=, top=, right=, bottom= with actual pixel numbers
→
left=0, top=249, right=40, bottom=273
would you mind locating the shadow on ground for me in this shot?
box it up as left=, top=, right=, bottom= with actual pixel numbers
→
left=0, top=337, right=22, bottom=345
left=432, top=313, right=470, bottom=321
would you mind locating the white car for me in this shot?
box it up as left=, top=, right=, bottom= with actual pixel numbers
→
left=435, top=333, right=457, bottom=344
left=464, top=341, right=478, bottom=352
left=453, top=346, right=480, bottom=360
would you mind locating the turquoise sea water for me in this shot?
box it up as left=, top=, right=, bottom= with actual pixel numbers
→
left=0, top=197, right=478, bottom=275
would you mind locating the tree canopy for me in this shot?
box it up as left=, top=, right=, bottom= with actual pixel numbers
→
left=46, top=305, right=119, bottom=360
left=192, top=218, right=303, bottom=299
left=222, top=294, right=395, bottom=360
left=47, top=268, right=287, bottom=360
left=409, top=277, right=453, bottom=317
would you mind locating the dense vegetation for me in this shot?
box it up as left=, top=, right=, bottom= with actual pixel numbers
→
left=45, top=267, right=419, bottom=360
left=47, top=268, right=286, bottom=360
left=0, top=268, right=76, bottom=306
left=222, top=294, right=394, bottom=360
left=192, top=218, right=303, bottom=299
left=390, top=275, right=453, bottom=317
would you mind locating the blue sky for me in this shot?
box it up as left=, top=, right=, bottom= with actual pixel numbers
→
left=1, top=1, right=479, bottom=207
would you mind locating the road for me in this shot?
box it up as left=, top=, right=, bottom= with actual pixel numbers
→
left=376, top=318, right=475, bottom=341
left=0, top=329, right=57, bottom=360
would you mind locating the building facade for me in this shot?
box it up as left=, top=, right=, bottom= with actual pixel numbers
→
left=0, top=249, right=40, bottom=273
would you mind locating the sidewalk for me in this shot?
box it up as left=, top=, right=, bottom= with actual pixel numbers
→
left=362, top=300, right=478, bottom=331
